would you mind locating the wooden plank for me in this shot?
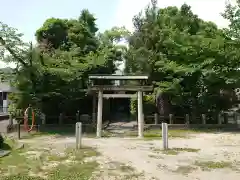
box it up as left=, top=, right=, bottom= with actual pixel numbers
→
left=103, top=94, right=137, bottom=98
left=89, top=85, right=153, bottom=92
left=89, top=75, right=149, bottom=80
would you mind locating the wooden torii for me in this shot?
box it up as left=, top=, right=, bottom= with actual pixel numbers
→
left=88, top=75, right=153, bottom=138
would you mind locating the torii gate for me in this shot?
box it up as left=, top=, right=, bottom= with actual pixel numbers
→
left=88, top=75, right=153, bottom=138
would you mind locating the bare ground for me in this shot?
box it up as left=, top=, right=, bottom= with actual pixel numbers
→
left=18, top=132, right=240, bottom=180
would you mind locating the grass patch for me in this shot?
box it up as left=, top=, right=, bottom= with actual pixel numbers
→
left=173, top=165, right=197, bottom=174
left=48, top=160, right=98, bottom=180
left=0, top=139, right=100, bottom=179
left=129, top=129, right=194, bottom=140
left=145, top=129, right=189, bottom=139
left=119, top=164, right=135, bottom=173
left=103, top=161, right=143, bottom=180
left=172, top=148, right=200, bottom=153
left=194, top=160, right=233, bottom=171
left=122, top=172, right=144, bottom=179
left=152, top=147, right=200, bottom=155
left=85, top=129, right=194, bottom=139
left=148, top=154, right=163, bottom=159
left=1, top=138, right=16, bottom=150
left=21, top=132, right=60, bottom=139
left=81, top=129, right=209, bottom=139
left=162, top=149, right=179, bottom=155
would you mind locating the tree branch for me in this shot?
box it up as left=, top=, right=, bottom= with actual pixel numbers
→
left=0, top=36, right=28, bottom=67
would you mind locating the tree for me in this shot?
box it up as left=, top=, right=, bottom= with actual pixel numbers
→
left=0, top=9, right=129, bottom=120
left=126, top=1, right=240, bottom=121
left=222, top=0, right=240, bottom=40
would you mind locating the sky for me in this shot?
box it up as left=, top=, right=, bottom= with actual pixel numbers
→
left=0, top=0, right=233, bottom=68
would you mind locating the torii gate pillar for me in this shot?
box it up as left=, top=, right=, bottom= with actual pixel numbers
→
left=137, top=91, right=144, bottom=138
left=96, top=90, right=103, bottom=137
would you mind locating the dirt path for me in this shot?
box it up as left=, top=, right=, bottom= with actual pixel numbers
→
left=18, top=132, right=240, bottom=180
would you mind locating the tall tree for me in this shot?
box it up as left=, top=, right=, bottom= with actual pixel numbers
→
left=126, top=1, right=240, bottom=120
left=0, top=9, right=129, bottom=119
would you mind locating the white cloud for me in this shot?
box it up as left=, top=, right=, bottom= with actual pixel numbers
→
left=114, top=0, right=230, bottom=31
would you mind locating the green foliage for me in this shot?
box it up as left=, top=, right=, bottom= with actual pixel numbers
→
left=222, top=0, right=240, bottom=40
left=0, top=10, right=128, bottom=118
left=0, top=134, right=4, bottom=148
left=130, top=94, right=155, bottom=117
left=1, top=1, right=240, bottom=124
left=130, top=96, right=137, bottom=116
left=127, top=1, right=240, bottom=118
left=1, top=175, right=44, bottom=180
left=35, top=18, right=68, bottom=49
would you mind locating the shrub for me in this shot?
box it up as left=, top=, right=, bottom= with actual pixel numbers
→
left=130, top=94, right=156, bottom=117
left=0, top=133, right=4, bottom=148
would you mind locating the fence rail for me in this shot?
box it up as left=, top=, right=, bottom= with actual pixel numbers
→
left=145, top=112, right=240, bottom=125
left=8, top=109, right=240, bottom=126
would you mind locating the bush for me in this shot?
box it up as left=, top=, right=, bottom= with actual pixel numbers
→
left=130, top=94, right=156, bottom=117
left=0, top=133, right=4, bottom=148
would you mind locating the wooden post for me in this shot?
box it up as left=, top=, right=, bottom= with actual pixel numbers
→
left=59, top=113, right=63, bottom=125
left=41, top=113, right=46, bottom=125
left=218, top=113, right=222, bottom=125
left=92, top=94, right=96, bottom=123
left=169, top=114, right=173, bottom=124
left=9, top=114, right=13, bottom=126
left=234, top=112, right=238, bottom=125
left=17, top=123, right=21, bottom=139
left=185, top=114, right=190, bottom=125
left=154, top=113, right=158, bottom=125
left=97, top=90, right=103, bottom=137
left=202, top=114, right=206, bottom=124
left=76, top=110, right=80, bottom=122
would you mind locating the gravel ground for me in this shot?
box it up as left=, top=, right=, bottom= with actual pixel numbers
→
left=19, top=132, right=240, bottom=180
left=83, top=132, right=240, bottom=180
